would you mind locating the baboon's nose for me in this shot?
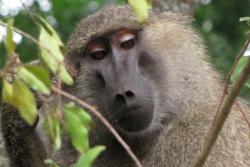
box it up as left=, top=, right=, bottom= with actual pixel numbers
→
left=114, top=90, right=135, bottom=104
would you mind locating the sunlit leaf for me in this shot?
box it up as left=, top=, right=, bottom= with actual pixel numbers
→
left=3, top=78, right=38, bottom=125
left=44, top=159, right=60, bottom=167
left=43, top=112, right=62, bottom=150
left=239, top=17, right=250, bottom=22
left=4, top=19, right=16, bottom=55
left=38, top=15, right=73, bottom=85
left=74, top=146, right=105, bottom=167
left=64, top=103, right=93, bottom=129
left=59, top=65, right=74, bottom=86
left=25, top=65, right=51, bottom=87
left=2, top=79, right=14, bottom=104
left=128, top=0, right=150, bottom=23
left=54, top=118, right=61, bottom=150
left=17, top=66, right=50, bottom=95
left=8, top=78, right=37, bottom=125
left=35, top=15, right=53, bottom=36
left=64, top=107, right=89, bottom=154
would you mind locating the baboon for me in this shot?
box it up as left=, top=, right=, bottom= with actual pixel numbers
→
left=1, top=4, right=250, bottom=167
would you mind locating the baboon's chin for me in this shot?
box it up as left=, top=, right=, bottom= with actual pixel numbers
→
left=115, top=107, right=153, bottom=132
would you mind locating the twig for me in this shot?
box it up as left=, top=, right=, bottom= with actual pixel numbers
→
left=0, top=21, right=63, bottom=66
left=19, top=0, right=38, bottom=26
left=55, top=77, right=63, bottom=119
left=51, top=86, right=142, bottom=167
left=0, top=21, right=38, bottom=45
left=192, top=35, right=250, bottom=167
left=235, top=101, right=250, bottom=128
left=0, top=9, right=142, bottom=167
left=212, top=34, right=250, bottom=125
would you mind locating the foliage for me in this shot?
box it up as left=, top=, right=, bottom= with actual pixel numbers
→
left=0, top=15, right=105, bottom=166
left=0, top=1, right=150, bottom=166
left=0, top=0, right=250, bottom=166
left=194, top=0, right=250, bottom=99
left=128, top=0, right=152, bottom=23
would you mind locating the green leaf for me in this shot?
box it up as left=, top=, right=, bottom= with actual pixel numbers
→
left=38, top=15, right=73, bottom=85
left=2, top=79, right=14, bottom=103
left=239, top=17, right=250, bottom=22
left=231, top=57, right=247, bottom=82
left=3, top=78, right=37, bottom=125
left=35, top=15, right=53, bottom=36
left=54, top=118, right=61, bottom=150
left=4, top=78, right=38, bottom=125
left=25, top=65, right=51, bottom=87
left=44, top=159, right=60, bottom=167
left=43, top=112, right=62, bottom=150
left=59, top=65, right=74, bottom=86
left=64, top=103, right=93, bottom=129
left=146, top=0, right=152, bottom=9
left=13, top=78, right=38, bottom=125
left=74, top=146, right=106, bottom=167
left=246, top=82, right=250, bottom=88
left=64, top=107, right=89, bottom=154
left=4, top=19, right=16, bottom=55
left=128, top=0, right=150, bottom=23
left=17, top=66, right=50, bottom=95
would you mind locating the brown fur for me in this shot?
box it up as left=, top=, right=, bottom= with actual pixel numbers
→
left=1, top=4, right=250, bottom=167
left=65, top=4, right=250, bottom=167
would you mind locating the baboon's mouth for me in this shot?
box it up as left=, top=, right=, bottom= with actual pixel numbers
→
left=114, top=106, right=153, bottom=132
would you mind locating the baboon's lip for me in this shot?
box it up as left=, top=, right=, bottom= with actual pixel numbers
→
left=114, top=106, right=153, bottom=132
left=115, top=105, right=146, bottom=120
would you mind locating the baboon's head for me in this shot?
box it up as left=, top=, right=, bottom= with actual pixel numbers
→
left=66, top=5, right=215, bottom=137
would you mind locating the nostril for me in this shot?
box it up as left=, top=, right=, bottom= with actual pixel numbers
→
left=125, top=90, right=135, bottom=98
left=115, top=93, right=126, bottom=103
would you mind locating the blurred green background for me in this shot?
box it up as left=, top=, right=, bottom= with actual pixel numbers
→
left=0, top=0, right=250, bottom=99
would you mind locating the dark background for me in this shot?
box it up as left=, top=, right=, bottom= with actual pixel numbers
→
left=0, top=0, right=250, bottom=99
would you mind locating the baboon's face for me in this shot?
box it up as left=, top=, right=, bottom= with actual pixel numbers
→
left=73, top=28, right=167, bottom=133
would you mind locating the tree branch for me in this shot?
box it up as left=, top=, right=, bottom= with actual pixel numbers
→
left=51, top=86, right=142, bottom=167
left=0, top=21, right=38, bottom=46
left=192, top=35, right=250, bottom=167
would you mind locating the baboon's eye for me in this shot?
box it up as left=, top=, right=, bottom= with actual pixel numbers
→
left=88, top=43, right=107, bottom=60
left=119, top=33, right=136, bottom=50
left=90, top=47, right=107, bottom=60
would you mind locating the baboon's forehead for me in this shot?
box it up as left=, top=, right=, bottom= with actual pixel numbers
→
left=67, top=5, right=143, bottom=54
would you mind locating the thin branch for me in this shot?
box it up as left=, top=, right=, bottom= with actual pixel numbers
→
left=223, top=33, right=250, bottom=95
left=0, top=21, right=38, bottom=45
left=0, top=8, right=141, bottom=166
left=212, top=34, right=250, bottom=127
left=51, top=86, right=142, bottom=167
left=19, top=0, right=38, bottom=26
left=192, top=35, right=250, bottom=167
left=235, top=101, right=250, bottom=128
left=0, top=21, right=63, bottom=66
